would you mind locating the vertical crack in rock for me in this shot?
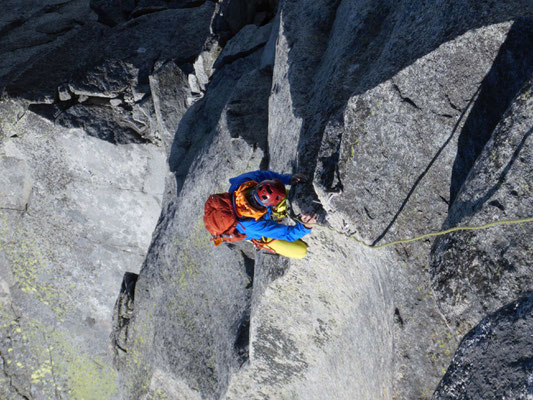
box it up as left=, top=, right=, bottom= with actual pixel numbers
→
left=449, top=19, right=533, bottom=205
left=234, top=251, right=255, bottom=367
left=372, top=86, right=481, bottom=246
left=0, top=350, right=31, bottom=400
left=111, top=272, right=139, bottom=370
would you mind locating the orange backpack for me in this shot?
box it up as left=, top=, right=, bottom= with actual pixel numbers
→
left=203, top=193, right=247, bottom=246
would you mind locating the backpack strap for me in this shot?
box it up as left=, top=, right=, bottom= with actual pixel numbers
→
left=251, top=238, right=277, bottom=254
left=233, top=181, right=267, bottom=220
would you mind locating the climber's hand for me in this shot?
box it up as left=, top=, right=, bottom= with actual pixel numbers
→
left=301, top=213, right=317, bottom=228
left=290, top=173, right=308, bottom=185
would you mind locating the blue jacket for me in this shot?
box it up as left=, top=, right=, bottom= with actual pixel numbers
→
left=228, top=170, right=311, bottom=241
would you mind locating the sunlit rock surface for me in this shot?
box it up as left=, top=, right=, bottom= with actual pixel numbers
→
left=1, top=0, right=532, bottom=399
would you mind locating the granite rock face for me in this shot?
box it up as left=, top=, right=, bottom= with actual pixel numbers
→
left=433, top=293, right=533, bottom=400
left=0, top=1, right=216, bottom=398
left=0, top=103, right=166, bottom=399
left=431, top=77, right=533, bottom=335
left=115, top=47, right=272, bottom=399
left=1, top=0, right=533, bottom=399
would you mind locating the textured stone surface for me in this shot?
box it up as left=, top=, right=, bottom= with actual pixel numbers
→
left=433, top=293, right=533, bottom=400
left=0, top=106, right=166, bottom=398
left=0, top=157, right=33, bottom=212
left=431, top=77, right=533, bottom=334
left=149, top=61, right=193, bottom=152
left=2, top=2, right=215, bottom=146
left=116, top=47, right=270, bottom=399
left=2, top=0, right=533, bottom=399
left=225, top=232, right=395, bottom=400
left=213, top=23, right=273, bottom=70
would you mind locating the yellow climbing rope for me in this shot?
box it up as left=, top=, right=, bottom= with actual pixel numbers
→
left=297, top=216, right=533, bottom=250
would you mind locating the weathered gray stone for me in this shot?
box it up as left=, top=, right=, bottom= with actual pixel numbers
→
left=315, top=22, right=514, bottom=245
left=149, top=61, right=192, bottom=152
left=57, top=84, right=72, bottom=101
left=431, top=76, right=533, bottom=335
left=116, top=49, right=270, bottom=399
left=110, top=98, right=123, bottom=107
left=433, top=293, right=533, bottom=400
left=192, top=44, right=225, bottom=92
left=225, top=231, right=395, bottom=400
left=2, top=0, right=533, bottom=399
left=0, top=157, right=33, bottom=212
left=213, top=23, right=273, bottom=70
left=0, top=104, right=167, bottom=399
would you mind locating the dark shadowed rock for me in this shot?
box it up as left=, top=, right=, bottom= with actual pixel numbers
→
left=115, top=48, right=271, bottom=399
left=54, top=102, right=150, bottom=144
left=90, top=0, right=205, bottom=27
left=4, top=2, right=215, bottom=146
left=212, top=0, right=279, bottom=45
left=149, top=61, right=193, bottom=152
left=3, top=23, right=104, bottom=104
left=431, top=77, right=533, bottom=335
left=68, top=59, right=140, bottom=99
left=213, top=23, right=273, bottom=70
left=100, top=4, right=215, bottom=78
left=111, top=272, right=138, bottom=369
left=0, top=0, right=98, bottom=90
left=2, top=0, right=533, bottom=398
left=433, top=293, right=533, bottom=400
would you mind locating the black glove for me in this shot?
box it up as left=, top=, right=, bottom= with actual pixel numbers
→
left=290, top=173, right=308, bottom=185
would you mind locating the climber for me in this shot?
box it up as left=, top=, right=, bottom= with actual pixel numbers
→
left=228, top=170, right=317, bottom=259
left=204, top=169, right=317, bottom=259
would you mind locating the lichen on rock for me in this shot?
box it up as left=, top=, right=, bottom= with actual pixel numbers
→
left=1, top=0, right=533, bottom=399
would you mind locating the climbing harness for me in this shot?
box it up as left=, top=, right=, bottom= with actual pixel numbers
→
left=251, top=238, right=278, bottom=254
left=271, top=191, right=290, bottom=221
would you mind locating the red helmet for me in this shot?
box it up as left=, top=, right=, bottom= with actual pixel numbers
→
left=254, top=179, right=286, bottom=206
